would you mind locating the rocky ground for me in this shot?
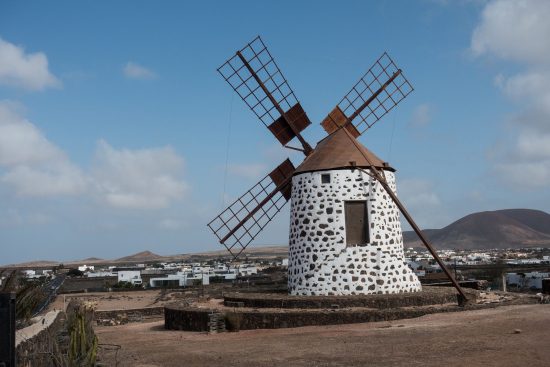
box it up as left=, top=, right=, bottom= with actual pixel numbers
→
left=95, top=303, right=550, bottom=367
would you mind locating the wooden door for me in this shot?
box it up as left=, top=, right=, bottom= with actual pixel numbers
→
left=344, top=201, right=368, bottom=245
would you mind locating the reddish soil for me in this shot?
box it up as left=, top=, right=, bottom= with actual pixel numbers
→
left=95, top=304, right=550, bottom=367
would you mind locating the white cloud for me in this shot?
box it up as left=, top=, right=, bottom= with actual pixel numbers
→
left=496, top=70, right=550, bottom=127
left=91, top=140, right=187, bottom=209
left=398, top=178, right=448, bottom=229
left=410, top=103, right=434, bottom=127
left=471, top=0, right=550, bottom=65
left=0, top=101, right=189, bottom=206
left=0, top=36, right=61, bottom=91
left=398, top=178, right=441, bottom=208
left=515, top=130, right=550, bottom=159
left=0, top=101, right=86, bottom=196
left=495, top=159, right=550, bottom=188
left=3, top=164, right=87, bottom=197
left=123, top=62, right=157, bottom=80
left=0, top=101, right=63, bottom=166
left=493, top=128, right=550, bottom=188
left=472, top=0, right=550, bottom=188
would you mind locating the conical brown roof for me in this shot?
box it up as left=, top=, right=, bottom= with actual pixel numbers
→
left=294, top=128, right=394, bottom=174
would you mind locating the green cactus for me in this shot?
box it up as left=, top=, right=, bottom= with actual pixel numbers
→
left=66, top=302, right=98, bottom=366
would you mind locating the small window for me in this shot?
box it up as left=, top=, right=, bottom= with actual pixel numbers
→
left=344, top=201, right=369, bottom=245
left=321, top=173, right=331, bottom=184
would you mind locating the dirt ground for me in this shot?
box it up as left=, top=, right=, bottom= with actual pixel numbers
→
left=95, top=304, right=550, bottom=367
left=47, top=289, right=179, bottom=312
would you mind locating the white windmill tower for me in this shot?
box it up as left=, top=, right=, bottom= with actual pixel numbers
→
left=208, top=36, right=467, bottom=299
left=287, top=127, right=421, bottom=295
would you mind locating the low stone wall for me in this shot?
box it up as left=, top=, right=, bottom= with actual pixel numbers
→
left=165, top=306, right=224, bottom=332
left=16, top=311, right=66, bottom=366
left=421, top=280, right=488, bottom=290
left=60, top=276, right=117, bottom=293
left=164, top=288, right=468, bottom=332
left=167, top=296, right=535, bottom=332
left=228, top=306, right=455, bottom=330
left=95, top=306, right=164, bottom=326
left=16, top=300, right=101, bottom=366
left=223, top=287, right=476, bottom=309
left=164, top=288, right=542, bottom=332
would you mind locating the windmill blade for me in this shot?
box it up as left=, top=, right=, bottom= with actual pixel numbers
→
left=208, top=159, right=295, bottom=259
left=321, top=52, right=414, bottom=137
left=218, top=36, right=313, bottom=154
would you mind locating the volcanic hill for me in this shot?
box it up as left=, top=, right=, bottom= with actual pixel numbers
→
left=115, top=250, right=164, bottom=262
left=403, top=209, right=550, bottom=249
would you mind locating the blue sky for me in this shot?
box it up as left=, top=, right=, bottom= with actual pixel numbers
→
left=1, top=0, right=549, bottom=264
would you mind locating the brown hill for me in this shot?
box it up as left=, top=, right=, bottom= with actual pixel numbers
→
left=4, top=260, right=60, bottom=268
left=115, top=250, right=164, bottom=262
left=80, top=257, right=105, bottom=262
left=404, top=209, right=550, bottom=250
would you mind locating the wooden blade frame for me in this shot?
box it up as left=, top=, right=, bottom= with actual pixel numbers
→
left=207, top=159, right=295, bottom=259
left=321, top=52, right=414, bottom=136
left=218, top=36, right=312, bottom=155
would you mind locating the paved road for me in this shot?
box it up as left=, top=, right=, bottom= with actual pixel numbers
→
left=33, top=274, right=66, bottom=316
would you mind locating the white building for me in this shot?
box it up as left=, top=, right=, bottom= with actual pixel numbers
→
left=287, top=128, right=421, bottom=296
left=86, top=271, right=115, bottom=278
left=213, top=267, right=238, bottom=280
left=192, top=265, right=211, bottom=275
left=22, top=270, right=49, bottom=280
left=507, top=272, right=550, bottom=289
left=23, top=270, right=36, bottom=278
left=238, top=264, right=257, bottom=276
left=150, top=272, right=188, bottom=287
left=117, top=270, right=142, bottom=285
left=78, top=265, right=95, bottom=272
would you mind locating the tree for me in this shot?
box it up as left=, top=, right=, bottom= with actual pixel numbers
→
left=67, top=269, right=84, bottom=277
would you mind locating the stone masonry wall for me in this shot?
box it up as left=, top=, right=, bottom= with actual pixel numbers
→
left=288, top=168, right=421, bottom=296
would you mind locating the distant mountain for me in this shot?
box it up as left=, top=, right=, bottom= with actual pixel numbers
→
left=404, top=209, right=550, bottom=250
left=115, top=250, right=164, bottom=262
left=4, top=260, right=60, bottom=268
left=3, top=246, right=289, bottom=268
left=6, top=209, right=550, bottom=268
left=80, top=257, right=104, bottom=262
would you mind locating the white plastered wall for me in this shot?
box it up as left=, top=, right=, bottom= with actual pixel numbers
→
left=288, top=168, right=422, bottom=295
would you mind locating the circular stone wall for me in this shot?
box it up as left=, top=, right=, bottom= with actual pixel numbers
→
left=288, top=168, right=421, bottom=296
left=224, top=287, right=466, bottom=309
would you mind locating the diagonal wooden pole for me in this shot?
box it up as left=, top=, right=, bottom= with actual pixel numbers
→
left=342, top=132, right=468, bottom=302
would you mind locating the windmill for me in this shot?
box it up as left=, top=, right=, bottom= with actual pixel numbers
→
left=208, top=36, right=467, bottom=299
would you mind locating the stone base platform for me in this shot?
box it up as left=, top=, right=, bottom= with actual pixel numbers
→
left=223, top=286, right=469, bottom=309
left=165, top=287, right=517, bottom=332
